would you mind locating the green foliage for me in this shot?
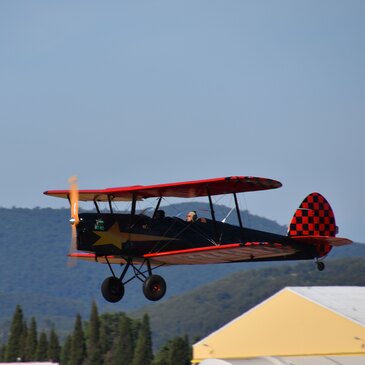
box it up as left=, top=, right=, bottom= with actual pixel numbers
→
left=61, top=335, right=72, bottom=365
left=132, top=314, right=154, bottom=365
left=105, top=313, right=134, bottom=365
left=25, top=317, right=38, bottom=361
left=0, top=344, right=6, bottom=362
left=152, top=336, right=191, bottom=365
left=36, top=331, right=49, bottom=361
left=48, top=329, right=61, bottom=363
left=85, top=301, right=102, bottom=365
left=69, top=314, right=86, bottom=365
left=5, top=305, right=24, bottom=361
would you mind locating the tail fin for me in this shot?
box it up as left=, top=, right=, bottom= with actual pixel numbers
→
left=288, top=192, right=337, bottom=237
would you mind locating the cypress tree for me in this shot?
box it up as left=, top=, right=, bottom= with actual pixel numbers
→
left=99, top=312, right=127, bottom=359
left=152, top=336, right=191, bottom=365
left=5, top=305, right=24, bottom=361
left=151, top=343, right=169, bottom=365
left=109, top=313, right=134, bottom=365
left=36, top=331, right=49, bottom=361
left=0, top=344, right=7, bottom=362
left=167, top=336, right=191, bottom=365
left=70, top=314, right=86, bottom=365
left=131, top=314, right=153, bottom=365
left=85, top=300, right=102, bottom=365
left=98, top=319, right=109, bottom=360
left=25, top=317, right=38, bottom=361
left=48, top=328, right=61, bottom=363
left=19, top=319, right=28, bottom=361
left=61, top=334, right=72, bottom=365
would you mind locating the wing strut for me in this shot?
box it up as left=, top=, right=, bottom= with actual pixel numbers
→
left=152, top=197, right=162, bottom=218
left=233, top=192, right=245, bottom=243
left=108, top=195, right=114, bottom=214
left=207, top=187, right=219, bottom=243
left=131, top=194, right=137, bottom=216
left=93, top=200, right=101, bottom=214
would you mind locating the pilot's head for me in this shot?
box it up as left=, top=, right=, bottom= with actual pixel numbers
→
left=154, top=210, right=165, bottom=220
left=186, top=211, right=197, bottom=222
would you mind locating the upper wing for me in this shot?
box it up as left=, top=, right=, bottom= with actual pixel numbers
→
left=44, top=176, right=282, bottom=202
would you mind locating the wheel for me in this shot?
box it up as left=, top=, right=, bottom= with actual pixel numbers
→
left=101, top=276, right=125, bottom=303
left=143, top=275, right=167, bottom=301
left=317, top=262, right=325, bottom=271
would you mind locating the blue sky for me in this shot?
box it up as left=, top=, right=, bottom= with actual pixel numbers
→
left=0, top=1, right=364, bottom=242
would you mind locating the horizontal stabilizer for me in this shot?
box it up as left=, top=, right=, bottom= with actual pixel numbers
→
left=291, top=236, right=352, bottom=247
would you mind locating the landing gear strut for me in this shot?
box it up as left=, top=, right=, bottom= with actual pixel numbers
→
left=100, top=258, right=167, bottom=303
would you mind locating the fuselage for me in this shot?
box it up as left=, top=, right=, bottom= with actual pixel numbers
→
left=76, top=213, right=327, bottom=262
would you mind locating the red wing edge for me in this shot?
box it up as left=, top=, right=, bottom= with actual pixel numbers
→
left=44, top=176, right=282, bottom=202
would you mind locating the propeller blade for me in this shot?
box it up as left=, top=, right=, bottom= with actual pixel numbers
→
left=68, top=176, right=79, bottom=267
left=69, top=176, right=79, bottom=226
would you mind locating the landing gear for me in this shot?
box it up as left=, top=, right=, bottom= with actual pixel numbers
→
left=101, top=276, right=125, bottom=303
left=317, top=261, right=325, bottom=271
left=100, top=258, right=167, bottom=303
left=143, top=275, right=167, bottom=301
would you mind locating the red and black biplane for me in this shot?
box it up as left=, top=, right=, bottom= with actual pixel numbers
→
left=44, top=176, right=352, bottom=303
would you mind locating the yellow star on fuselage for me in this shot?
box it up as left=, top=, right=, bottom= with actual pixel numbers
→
left=93, top=222, right=124, bottom=249
left=93, top=222, right=178, bottom=250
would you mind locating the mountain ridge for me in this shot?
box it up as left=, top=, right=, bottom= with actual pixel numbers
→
left=0, top=206, right=363, bottom=344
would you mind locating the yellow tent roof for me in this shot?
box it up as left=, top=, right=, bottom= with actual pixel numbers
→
left=193, top=287, right=365, bottom=363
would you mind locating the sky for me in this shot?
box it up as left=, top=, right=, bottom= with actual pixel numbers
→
left=0, top=1, right=364, bottom=242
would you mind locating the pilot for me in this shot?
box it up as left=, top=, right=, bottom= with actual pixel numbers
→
left=186, top=211, right=197, bottom=222
left=153, top=209, right=165, bottom=221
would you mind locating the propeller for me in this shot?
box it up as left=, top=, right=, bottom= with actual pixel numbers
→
left=68, top=176, right=79, bottom=267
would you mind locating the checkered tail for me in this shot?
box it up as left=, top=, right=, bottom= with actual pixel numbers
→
left=288, top=192, right=337, bottom=237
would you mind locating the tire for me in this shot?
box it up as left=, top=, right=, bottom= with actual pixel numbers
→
left=143, top=275, right=167, bottom=301
left=317, top=262, right=325, bottom=271
left=101, top=276, right=125, bottom=303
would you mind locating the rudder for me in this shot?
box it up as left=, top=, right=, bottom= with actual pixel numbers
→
left=288, top=192, right=337, bottom=237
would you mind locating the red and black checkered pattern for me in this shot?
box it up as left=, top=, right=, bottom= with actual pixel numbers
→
left=288, top=192, right=336, bottom=237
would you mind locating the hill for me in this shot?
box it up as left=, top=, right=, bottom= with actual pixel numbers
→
left=0, top=206, right=363, bottom=343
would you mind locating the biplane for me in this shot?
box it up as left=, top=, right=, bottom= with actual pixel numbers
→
left=44, top=176, right=352, bottom=303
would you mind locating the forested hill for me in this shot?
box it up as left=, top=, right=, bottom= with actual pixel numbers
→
left=0, top=204, right=289, bottom=319
left=0, top=206, right=363, bottom=343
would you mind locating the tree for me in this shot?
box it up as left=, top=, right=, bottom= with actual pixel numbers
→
left=107, top=313, right=134, bottom=365
left=36, top=331, right=49, bottom=361
left=152, top=336, right=191, bottom=365
left=167, top=336, right=191, bottom=365
left=85, top=300, right=102, bottom=365
left=69, top=314, right=86, bottom=365
left=61, top=335, right=72, bottom=365
left=131, top=314, right=153, bottom=365
left=48, top=328, right=61, bottom=363
left=5, top=305, right=25, bottom=361
left=151, top=343, right=169, bottom=365
left=0, top=344, right=6, bottom=362
left=19, top=319, right=28, bottom=361
left=25, top=317, right=38, bottom=361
